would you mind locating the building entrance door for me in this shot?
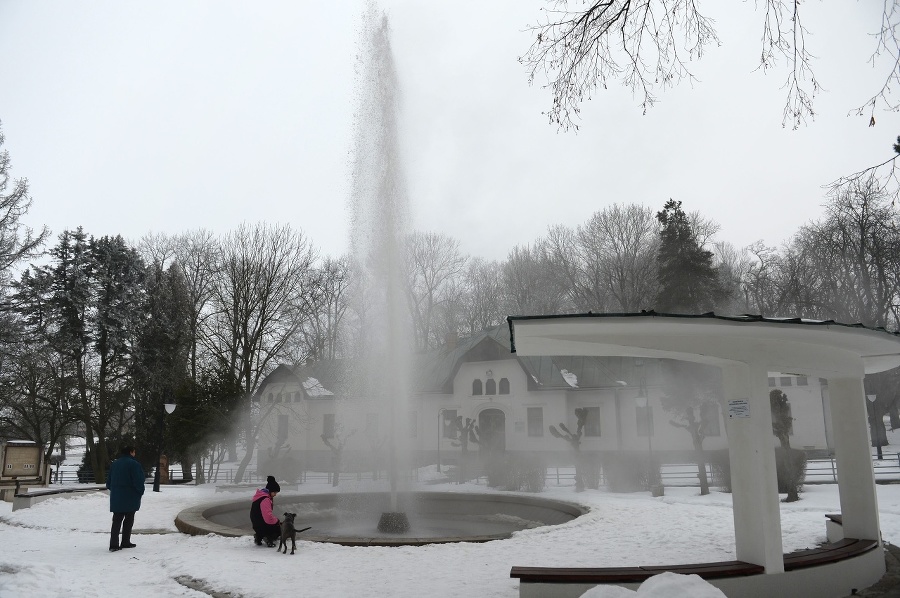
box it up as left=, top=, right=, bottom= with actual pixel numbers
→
left=479, top=409, right=506, bottom=452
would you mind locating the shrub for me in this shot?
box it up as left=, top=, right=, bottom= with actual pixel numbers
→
left=484, top=453, right=547, bottom=492
left=580, top=454, right=601, bottom=490
left=600, top=453, right=646, bottom=492
left=775, top=447, right=807, bottom=500
left=708, top=449, right=732, bottom=492
left=701, top=448, right=806, bottom=498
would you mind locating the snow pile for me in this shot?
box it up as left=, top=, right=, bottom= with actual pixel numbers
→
left=580, top=572, right=727, bottom=597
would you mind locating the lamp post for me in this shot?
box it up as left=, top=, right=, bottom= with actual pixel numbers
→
left=153, top=401, right=177, bottom=492
left=437, top=408, right=450, bottom=473
left=614, top=380, right=627, bottom=451
left=867, top=394, right=883, bottom=460
left=635, top=396, right=654, bottom=492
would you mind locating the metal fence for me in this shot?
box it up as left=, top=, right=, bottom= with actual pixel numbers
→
left=47, top=453, right=900, bottom=488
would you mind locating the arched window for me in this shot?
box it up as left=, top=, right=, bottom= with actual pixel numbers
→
left=486, top=379, right=496, bottom=395
left=472, top=379, right=483, bottom=395
left=499, top=378, right=510, bottom=394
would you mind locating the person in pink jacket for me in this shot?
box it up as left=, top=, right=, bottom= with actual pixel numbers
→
left=249, top=476, right=281, bottom=546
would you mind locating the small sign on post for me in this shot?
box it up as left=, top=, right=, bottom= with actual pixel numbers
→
left=728, top=399, right=751, bottom=418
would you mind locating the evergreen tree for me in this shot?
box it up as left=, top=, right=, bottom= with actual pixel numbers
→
left=14, top=229, right=145, bottom=482
left=132, top=262, right=192, bottom=477
left=655, top=200, right=725, bottom=312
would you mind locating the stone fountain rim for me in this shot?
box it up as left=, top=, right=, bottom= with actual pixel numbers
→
left=174, top=490, right=589, bottom=547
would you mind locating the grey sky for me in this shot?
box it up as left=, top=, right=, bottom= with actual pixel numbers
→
left=0, top=1, right=896, bottom=262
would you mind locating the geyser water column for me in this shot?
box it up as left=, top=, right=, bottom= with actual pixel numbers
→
left=349, top=7, right=412, bottom=533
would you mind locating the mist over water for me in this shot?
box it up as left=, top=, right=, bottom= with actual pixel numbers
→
left=347, top=6, right=414, bottom=510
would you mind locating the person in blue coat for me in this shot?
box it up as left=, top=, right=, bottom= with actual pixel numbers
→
left=106, top=445, right=145, bottom=552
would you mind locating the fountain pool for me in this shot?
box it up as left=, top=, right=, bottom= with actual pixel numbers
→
left=175, top=491, right=587, bottom=546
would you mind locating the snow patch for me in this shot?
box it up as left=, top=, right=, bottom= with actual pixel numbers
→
left=303, top=377, right=334, bottom=396
left=561, top=369, right=578, bottom=388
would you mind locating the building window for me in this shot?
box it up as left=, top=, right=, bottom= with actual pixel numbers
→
left=295, top=391, right=302, bottom=402
left=499, top=378, right=510, bottom=394
left=472, top=379, right=482, bottom=395
left=486, top=379, right=496, bottom=395
left=527, top=407, right=543, bottom=437
left=275, top=393, right=282, bottom=403
left=796, top=376, right=809, bottom=386
left=409, top=411, right=417, bottom=438
left=442, top=410, right=457, bottom=438
left=780, top=376, right=793, bottom=387
left=583, top=407, right=601, bottom=437
left=636, top=406, right=654, bottom=437
left=267, top=392, right=274, bottom=403
left=768, top=377, right=776, bottom=387
left=323, top=413, right=335, bottom=439
left=277, top=415, right=288, bottom=445
left=700, top=403, right=721, bottom=437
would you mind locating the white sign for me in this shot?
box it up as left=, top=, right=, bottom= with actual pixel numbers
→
left=728, top=399, right=750, bottom=418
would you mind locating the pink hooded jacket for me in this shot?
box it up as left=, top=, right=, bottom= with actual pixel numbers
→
left=251, top=488, right=279, bottom=525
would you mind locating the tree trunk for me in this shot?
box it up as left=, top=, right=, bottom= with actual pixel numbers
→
left=180, top=458, right=193, bottom=482
left=194, top=459, right=205, bottom=484
left=233, top=447, right=254, bottom=484
left=332, top=454, right=341, bottom=487
left=691, top=432, right=709, bottom=495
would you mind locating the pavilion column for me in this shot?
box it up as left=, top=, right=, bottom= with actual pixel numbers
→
left=828, top=375, right=881, bottom=542
left=721, top=361, right=784, bottom=573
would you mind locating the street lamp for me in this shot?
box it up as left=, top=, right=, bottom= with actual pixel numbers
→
left=437, top=408, right=452, bottom=473
left=635, top=396, right=655, bottom=493
left=153, top=401, right=177, bottom=492
left=867, top=394, right=883, bottom=461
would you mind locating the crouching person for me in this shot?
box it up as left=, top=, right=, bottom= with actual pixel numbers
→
left=250, top=476, right=281, bottom=546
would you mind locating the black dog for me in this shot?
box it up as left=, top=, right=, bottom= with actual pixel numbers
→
left=278, top=512, right=298, bottom=555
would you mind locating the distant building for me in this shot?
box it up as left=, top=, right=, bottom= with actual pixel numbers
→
left=254, top=326, right=833, bottom=475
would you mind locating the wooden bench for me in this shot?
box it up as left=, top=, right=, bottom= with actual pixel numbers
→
left=510, top=560, right=764, bottom=585
left=784, top=537, right=878, bottom=570
left=510, top=537, right=878, bottom=585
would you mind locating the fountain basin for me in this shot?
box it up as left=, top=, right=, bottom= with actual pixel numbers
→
left=175, top=491, right=587, bottom=546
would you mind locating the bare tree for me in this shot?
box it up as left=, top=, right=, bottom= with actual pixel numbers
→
left=521, top=2, right=900, bottom=130
left=788, top=178, right=900, bottom=328
left=0, top=122, right=49, bottom=289
left=0, top=342, right=78, bottom=462
left=297, top=255, right=352, bottom=361
left=459, top=258, right=506, bottom=335
left=207, top=222, right=317, bottom=483
left=502, top=240, right=571, bottom=315
left=173, top=230, right=219, bottom=382
left=660, top=360, right=722, bottom=496
left=712, top=241, right=753, bottom=314
left=547, top=204, right=659, bottom=312
left=404, top=231, right=467, bottom=350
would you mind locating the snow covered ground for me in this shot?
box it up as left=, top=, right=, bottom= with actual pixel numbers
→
left=2, top=472, right=900, bottom=598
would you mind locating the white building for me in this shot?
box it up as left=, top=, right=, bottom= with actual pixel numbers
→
left=254, top=326, right=834, bottom=479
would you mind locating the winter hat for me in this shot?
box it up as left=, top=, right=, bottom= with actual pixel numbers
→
left=265, top=476, right=281, bottom=493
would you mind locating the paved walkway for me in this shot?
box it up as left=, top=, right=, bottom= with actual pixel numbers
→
left=846, top=543, right=900, bottom=597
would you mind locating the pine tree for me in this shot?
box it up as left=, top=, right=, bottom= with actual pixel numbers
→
left=655, top=200, right=724, bottom=312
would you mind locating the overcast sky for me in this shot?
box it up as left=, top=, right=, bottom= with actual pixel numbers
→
left=0, top=1, right=897, bottom=262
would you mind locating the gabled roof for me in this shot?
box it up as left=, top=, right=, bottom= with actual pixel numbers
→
left=256, top=325, right=660, bottom=398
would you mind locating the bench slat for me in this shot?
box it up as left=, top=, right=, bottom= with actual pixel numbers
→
left=512, top=538, right=879, bottom=583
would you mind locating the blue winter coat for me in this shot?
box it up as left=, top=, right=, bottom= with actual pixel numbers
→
left=106, top=454, right=146, bottom=513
